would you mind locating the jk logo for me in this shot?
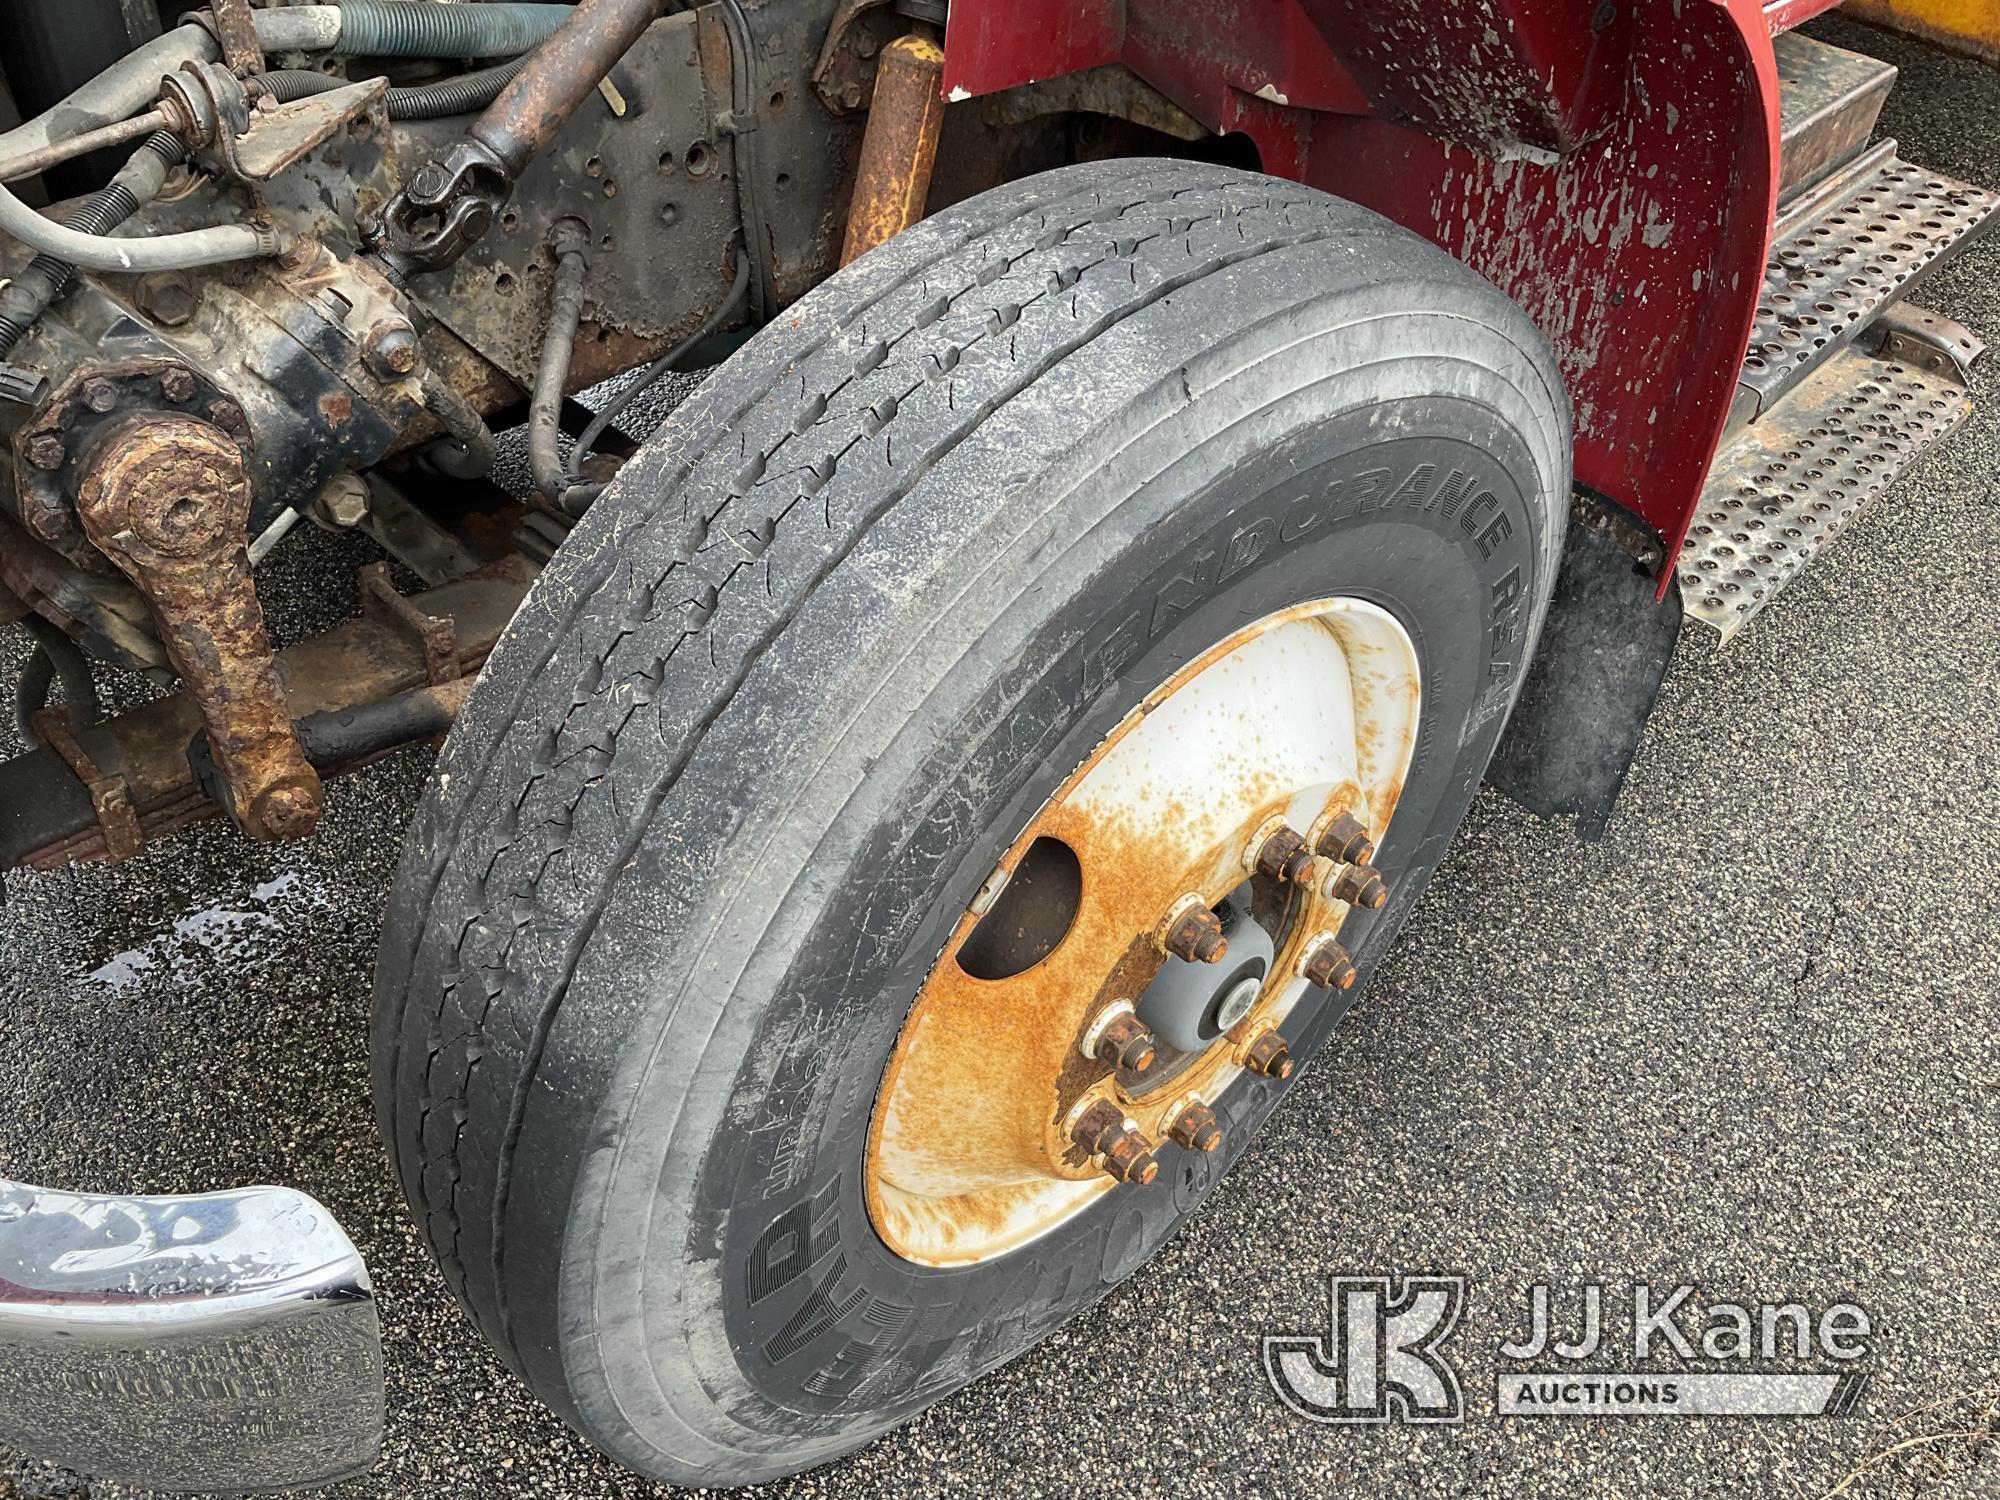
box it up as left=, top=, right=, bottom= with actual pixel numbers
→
left=1263, top=1275, right=1466, bottom=1424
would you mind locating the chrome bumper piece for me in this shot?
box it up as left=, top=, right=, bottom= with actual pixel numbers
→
left=0, top=1177, right=383, bottom=1492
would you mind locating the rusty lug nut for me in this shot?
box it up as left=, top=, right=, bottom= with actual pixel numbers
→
left=80, top=377, right=118, bottom=413
left=1071, top=1100, right=1161, bottom=1185
left=159, top=367, right=197, bottom=405
left=1316, top=811, right=1375, bottom=865
left=23, top=433, right=66, bottom=472
left=1332, top=862, right=1389, bottom=909
left=135, top=270, right=198, bottom=328
left=1164, top=904, right=1227, bottom=964
left=1255, top=824, right=1316, bottom=885
left=1168, top=1101, right=1223, bottom=1153
left=362, top=318, right=421, bottom=380
left=1303, top=939, right=1358, bottom=991
left=1243, top=1030, right=1294, bottom=1080
left=1092, top=1011, right=1158, bottom=1074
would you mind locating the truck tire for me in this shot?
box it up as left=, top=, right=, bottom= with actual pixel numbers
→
left=372, top=158, right=1569, bottom=1484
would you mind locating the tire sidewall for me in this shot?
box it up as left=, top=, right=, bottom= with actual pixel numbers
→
left=562, top=370, right=1557, bottom=1473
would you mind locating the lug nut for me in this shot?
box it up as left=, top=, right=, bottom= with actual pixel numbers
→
left=1332, top=862, right=1389, bottom=909
left=1071, top=1099, right=1160, bottom=1185
left=1254, top=824, right=1316, bottom=885
left=1316, top=811, right=1375, bottom=865
left=1303, top=938, right=1358, bottom=990
left=1243, top=1030, right=1294, bottom=1080
left=1168, top=1101, right=1223, bottom=1153
left=1091, top=1010, right=1158, bottom=1074
left=23, top=433, right=66, bottom=472
left=1164, top=903, right=1227, bottom=963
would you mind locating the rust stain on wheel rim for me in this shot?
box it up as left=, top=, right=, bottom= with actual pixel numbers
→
left=866, top=597, right=1422, bottom=1266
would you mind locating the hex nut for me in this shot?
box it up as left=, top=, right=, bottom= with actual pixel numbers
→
left=1092, top=1011, right=1158, bottom=1074
left=1164, top=903, right=1227, bottom=963
left=1332, top=863, right=1389, bottom=909
left=362, top=318, right=421, bottom=380
left=23, top=433, right=66, bottom=472
left=1168, top=1101, right=1223, bottom=1153
left=1070, top=1099, right=1160, bottom=1185
left=312, top=473, right=371, bottom=530
left=159, top=367, right=198, bottom=405
left=1254, top=824, right=1315, bottom=884
left=1243, top=1030, right=1293, bottom=1080
left=135, top=271, right=198, bottom=328
left=1316, top=811, right=1375, bottom=865
left=1303, top=938, right=1358, bottom=990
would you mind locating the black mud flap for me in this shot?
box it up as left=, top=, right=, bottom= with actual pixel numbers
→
left=1486, top=489, right=1681, bottom=841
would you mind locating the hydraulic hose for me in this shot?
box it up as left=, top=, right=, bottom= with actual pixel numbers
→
left=562, top=242, right=752, bottom=508
left=0, top=3, right=565, bottom=274
left=13, top=614, right=102, bottom=749
left=0, top=131, right=250, bottom=273
left=332, top=3, right=575, bottom=58
left=0, top=131, right=186, bottom=355
left=529, top=236, right=591, bottom=505
left=418, top=371, right=497, bottom=480
left=258, top=59, right=533, bottom=121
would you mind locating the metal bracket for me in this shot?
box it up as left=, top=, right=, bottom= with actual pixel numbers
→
left=1866, top=301, right=1987, bottom=385
left=208, top=0, right=267, bottom=76
left=359, top=562, right=462, bottom=685
left=30, top=708, right=142, bottom=862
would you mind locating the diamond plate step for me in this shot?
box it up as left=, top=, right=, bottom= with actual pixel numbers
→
left=1775, top=32, right=1896, bottom=205
left=1739, top=150, right=1998, bottom=424
left=1679, top=345, right=1970, bottom=639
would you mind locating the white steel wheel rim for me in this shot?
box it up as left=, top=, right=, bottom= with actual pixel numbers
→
left=865, top=597, right=1422, bottom=1266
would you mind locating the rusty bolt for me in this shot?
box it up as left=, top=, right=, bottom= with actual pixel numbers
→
left=840, top=80, right=865, bottom=109
left=159, top=367, right=197, bottom=405
left=1071, top=1100, right=1160, bottom=1185
left=23, top=433, right=66, bottom=472
left=1254, top=824, right=1315, bottom=885
left=1164, top=903, right=1227, bottom=964
left=80, top=377, right=118, bottom=413
left=1242, top=1031, right=1294, bottom=1080
left=312, top=472, right=371, bottom=530
left=1091, top=1010, right=1158, bottom=1074
left=1332, top=862, right=1389, bottom=909
left=135, top=271, right=198, bottom=328
left=25, top=505, right=68, bottom=543
left=1316, top=811, right=1375, bottom=865
left=362, top=318, right=421, bottom=380
left=1168, top=1101, right=1223, bottom=1153
left=1303, top=938, right=1358, bottom=991
left=207, top=399, right=248, bottom=439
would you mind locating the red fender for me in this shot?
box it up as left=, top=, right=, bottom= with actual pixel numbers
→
left=941, top=0, right=1786, bottom=567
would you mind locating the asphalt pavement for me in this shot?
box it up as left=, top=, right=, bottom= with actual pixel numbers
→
left=3, top=16, right=1997, bottom=1500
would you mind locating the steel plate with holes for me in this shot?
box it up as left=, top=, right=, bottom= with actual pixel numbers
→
left=1742, top=156, right=1998, bottom=418
left=1679, top=347, right=1970, bottom=639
